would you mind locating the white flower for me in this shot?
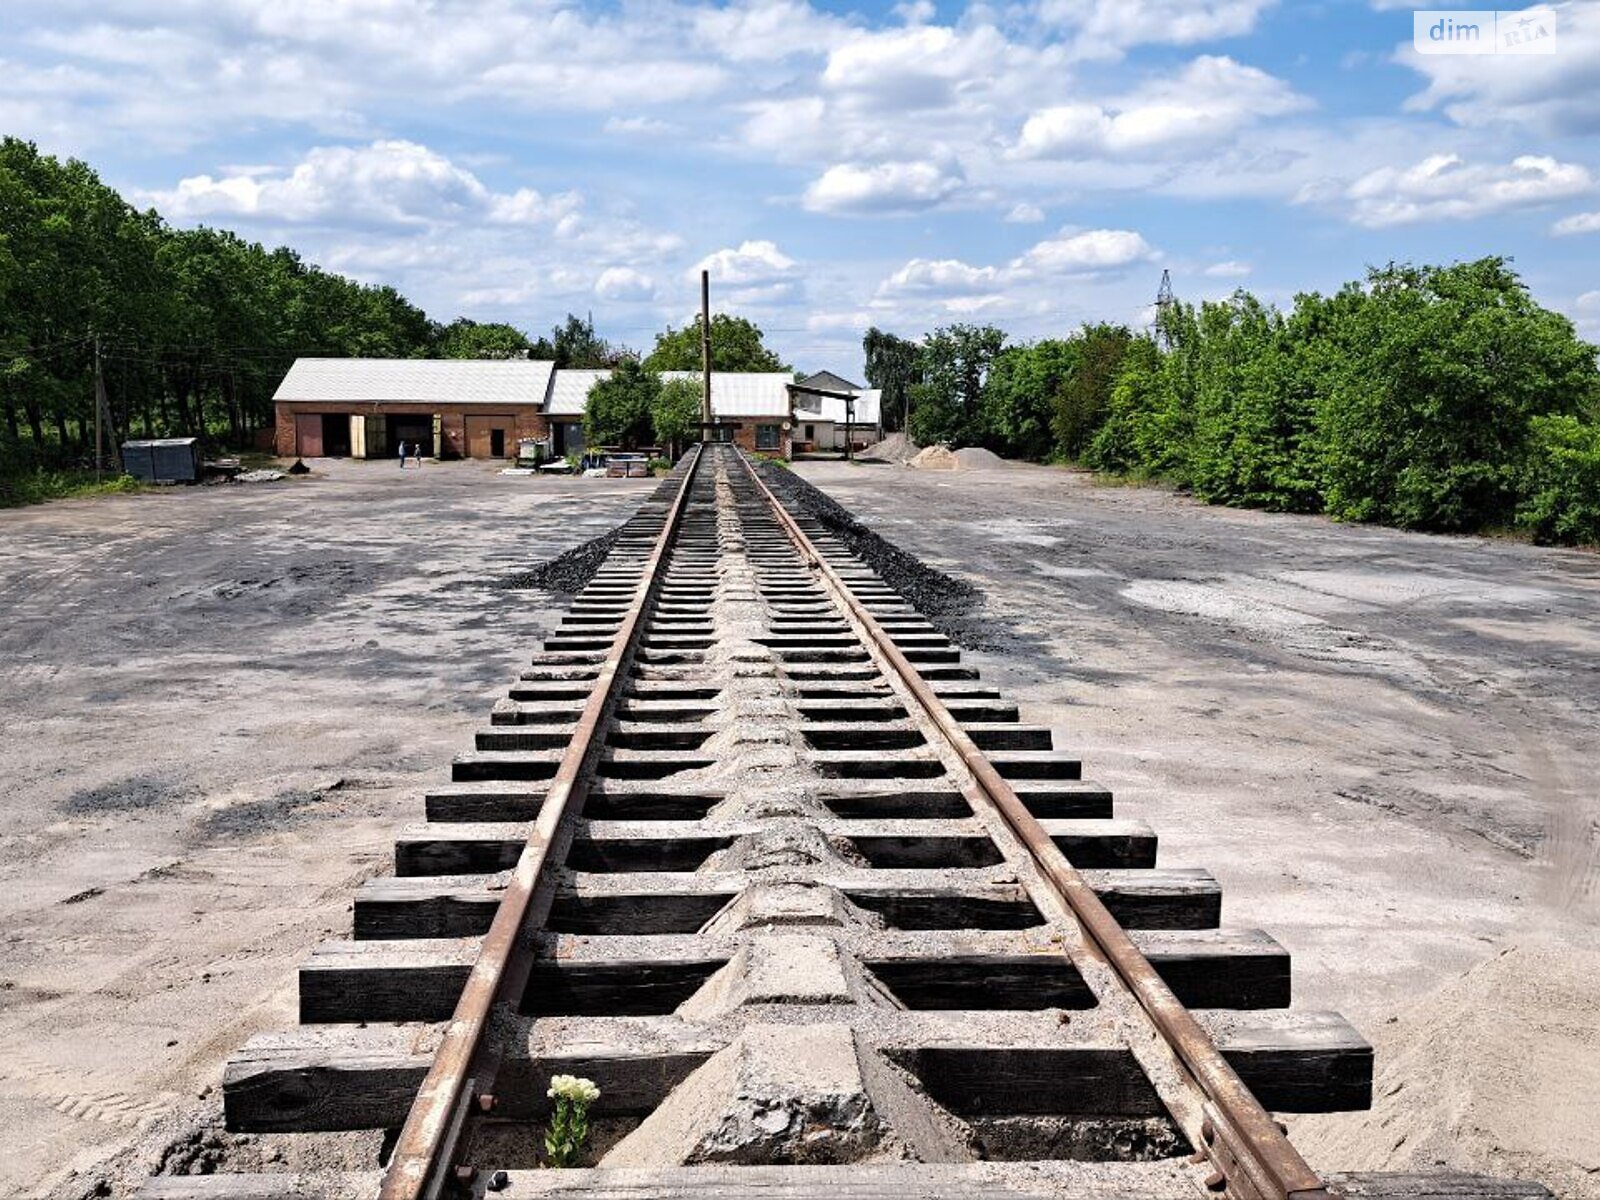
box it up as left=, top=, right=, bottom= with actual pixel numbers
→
left=548, top=1074, right=601, bottom=1104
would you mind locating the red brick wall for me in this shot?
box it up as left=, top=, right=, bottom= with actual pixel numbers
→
left=729, top=419, right=791, bottom=460
left=274, top=402, right=549, bottom=458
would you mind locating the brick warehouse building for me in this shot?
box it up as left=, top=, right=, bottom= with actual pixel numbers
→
left=273, top=358, right=795, bottom=460
left=272, top=358, right=555, bottom=460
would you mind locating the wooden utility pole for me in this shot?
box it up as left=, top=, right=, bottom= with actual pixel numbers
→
left=700, top=269, right=713, bottom=438
left=94, top=333, right=105, bottom=482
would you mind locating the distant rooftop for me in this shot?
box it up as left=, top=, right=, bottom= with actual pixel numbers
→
left=547, top=369, right=795, bottom=419
left=274, top=358, right=795, bottom=419
left=798, top=369, right=864, bottom=393
left=274, top=357, right=556, bottom=406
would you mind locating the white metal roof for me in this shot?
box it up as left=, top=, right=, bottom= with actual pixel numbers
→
left=545, top=369, right=794, bottom=420
left=794, top=388, right=881, bottom=426
left=274, top=358, right=556, bottom=406
left=545, top=368, right=611, bottom=416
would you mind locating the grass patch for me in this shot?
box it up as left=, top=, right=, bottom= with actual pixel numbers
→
left=0, top=468, right=143, bottom=509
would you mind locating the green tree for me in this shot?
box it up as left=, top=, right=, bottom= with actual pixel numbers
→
left=862, top=327, right=920, bottom=433
left=645, top=314, right=789, bottom=373
left=1181, top=293, right=1311, bottom=508
left=584, top=359, right=660, bottom=449
left=1313, top=258, right=1598, bottom=530
left=652, top=377, right=703, bottom=458
left=535, top=312, right=618, bottom=368
left=906, top=323, right=1006, bottom=447
left=1084, top=336, right=1165, bottom=473
left=981, top=339, right=1078, bottom=460
left=435, top=318, right=532, bottom=359
left=1052, top=323, right=1132, bottom=459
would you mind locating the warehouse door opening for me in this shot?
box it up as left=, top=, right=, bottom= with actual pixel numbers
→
left=321, top=414, right=351, bottom=457
left=553, top=422, right=586, bottom=457
left=490, top=429, right=505, bottom=458
left=390, top=416, right=433, bottom=459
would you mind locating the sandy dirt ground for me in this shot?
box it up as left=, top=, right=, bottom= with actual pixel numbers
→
left=0, top=460, right=653, bottom=1199
left=2, top=454, right=1596, bottom=1197
left=795, top=458, right=1599, bottom=1198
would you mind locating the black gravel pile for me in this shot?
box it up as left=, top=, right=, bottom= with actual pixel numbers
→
left=499, top=473, right=689, bottom=593
left=498, top=524, right=624, bottom=593
left=751, top=458, right=985, bottom=641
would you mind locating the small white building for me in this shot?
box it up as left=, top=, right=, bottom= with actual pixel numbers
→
left=791, top=371, right=882, bottom=453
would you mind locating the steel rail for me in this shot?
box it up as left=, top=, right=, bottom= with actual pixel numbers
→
left=377, top=444, right=706, bottom=1200
left=736, top=450, right=1335, bottom=1200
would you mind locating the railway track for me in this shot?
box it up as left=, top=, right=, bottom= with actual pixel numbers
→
left=140, top=445, right=1549, bottom=1200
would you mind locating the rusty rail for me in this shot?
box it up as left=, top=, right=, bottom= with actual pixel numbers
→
left=736, top=449, right=1334, bottom=1200
left=376, top=445, right=705, bottom=1200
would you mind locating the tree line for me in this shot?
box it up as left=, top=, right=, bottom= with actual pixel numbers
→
left=0, top=138, right=689, bottom=483
left=863, top=258, right=1600, bottom=545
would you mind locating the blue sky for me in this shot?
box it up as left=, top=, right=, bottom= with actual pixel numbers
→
left=3, top=0, right=1598, bottom=376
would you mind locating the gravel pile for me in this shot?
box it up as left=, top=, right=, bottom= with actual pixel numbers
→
left=751, top=457, right=980, bottom=630
left=953, top=447, right=1010, bottom=469
left=498, top=525, right=624, bottom=593
left=859, top=432, right=916, bottom=463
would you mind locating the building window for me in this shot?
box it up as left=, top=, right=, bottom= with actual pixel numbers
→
left=755, top=424, right=781, bottom=450
left=804, top=424, right=814, bottom=440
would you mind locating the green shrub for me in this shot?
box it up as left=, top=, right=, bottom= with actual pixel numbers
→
left=1516, top=415, right=1600, bottom=545
left=1313, top=259, right=1598, bottom=531
left=0, top=465, right=140, bottom=508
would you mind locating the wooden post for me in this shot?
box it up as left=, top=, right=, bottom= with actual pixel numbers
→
left=700, top=270, right=712, bottom=439
left=94, top=333, right=104, bottom=482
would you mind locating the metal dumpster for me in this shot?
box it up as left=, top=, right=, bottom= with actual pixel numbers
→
left=121, top=438, right=202, bottom=483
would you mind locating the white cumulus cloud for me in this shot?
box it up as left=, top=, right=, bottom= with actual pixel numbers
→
left=692, top=239, right=803, bottom=304
left=802, top=159, right=964, bottom=214
left=1014, top=228, right=1157, bottom=274
left=878, top=258, right=1005, bottom=297
left=1038, top=0, right=1277, bottom=59
left=145, top=139, right=581, bottom=229
left=1339, top=153, right=1591, bottom=228
left=872, top=226, right=1156, bottom=317
left=1014, top=56, right=1308, bottom=160
left=1553, top=210, right=1600, bottom=236
left=594, top=267, right=657, bottom=302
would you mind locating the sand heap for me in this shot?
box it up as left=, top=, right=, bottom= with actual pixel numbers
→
left=908, top=445, right=960, bottom=471
left=1292, top=939, right=1600, bottom=1199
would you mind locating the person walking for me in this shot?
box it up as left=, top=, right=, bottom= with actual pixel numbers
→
left=414, top=441, right=424, bottom=468
left=398, top=440, right=408, bottom=468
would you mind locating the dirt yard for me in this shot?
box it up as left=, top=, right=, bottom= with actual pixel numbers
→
left=796, top=457, right=1599, bottom=1198
left=0, top=460, right=653, bottom=1199
left=2, top=453, right=1596, bottom=1198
